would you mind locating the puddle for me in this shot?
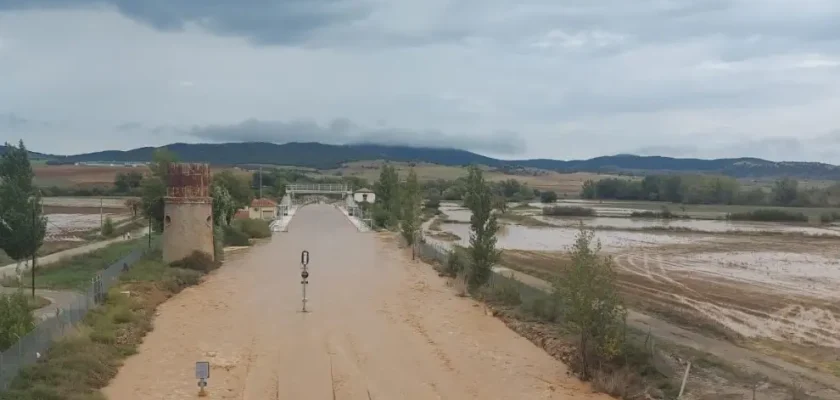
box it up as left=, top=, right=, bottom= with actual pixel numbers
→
left=535, top=216, right=840, bottom=236
left=44, top=214, right=128, bottom=241
left=438, top=223, right=715, bottom=252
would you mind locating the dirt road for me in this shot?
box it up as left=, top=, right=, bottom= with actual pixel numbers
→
left=103, top=205, right=606, bottom=400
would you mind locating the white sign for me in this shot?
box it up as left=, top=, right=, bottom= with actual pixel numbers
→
left=195, top=361, right=210, bottom=380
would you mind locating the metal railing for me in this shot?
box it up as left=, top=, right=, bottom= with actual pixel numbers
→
left=0, top=244, right=151, bottom=391
left=286, top=183, right=350, bottom=193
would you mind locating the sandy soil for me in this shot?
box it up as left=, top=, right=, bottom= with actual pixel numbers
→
left=102, top=205, right=607, bottom=400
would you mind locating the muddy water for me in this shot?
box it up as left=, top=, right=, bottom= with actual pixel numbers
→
left=102, top=204, right=607, bottom=400
left=438, top=223, right=717, bottom=252
left=535, top=216, right=840, bottom=236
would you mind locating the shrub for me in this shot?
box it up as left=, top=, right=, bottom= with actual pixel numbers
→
left=0, top=291, right=36, bottom=351
left=819, top=212, right=840, bottom=224
left=234, top=218, right=271, bottom=238
left=424, top=195, right=441, bottom=209
left=520, top=294, right=562, bottom=322
left=442, top=249, right=466, bottom=278
left=540, top=190, right=558, bottom=203
left=101, top=217, right=115, bottom=237
left=223, top=225, right=251, bottom=246
left=169, top=251, right=219, bottom=273
left=543, top=206, right=595, bottom=217
left=727, top=209, right=808, bottom=222
left=629, top=206, right=679, bottom=219
left=161, top=268, right=202, bottom=293
left=481, top=274, right=522, bottom=306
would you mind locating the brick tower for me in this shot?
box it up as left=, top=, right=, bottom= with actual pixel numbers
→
left=162, top=163, right=214, bottom=263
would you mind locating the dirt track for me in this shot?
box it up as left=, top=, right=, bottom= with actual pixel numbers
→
left=102, top=205, right=606, bottom=400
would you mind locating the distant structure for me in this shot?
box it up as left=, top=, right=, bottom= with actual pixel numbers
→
left=162, top=163, right=214, bottom=263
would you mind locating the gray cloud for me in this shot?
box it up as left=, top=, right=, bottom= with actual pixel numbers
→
left=3, top=1, right=840, bottom=162
left=0, top=113, right=29, bottom=129
left=189, top=118, right=526, bottom=155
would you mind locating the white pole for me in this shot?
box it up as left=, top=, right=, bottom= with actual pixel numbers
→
left=678, top=361, right=692, bottom=398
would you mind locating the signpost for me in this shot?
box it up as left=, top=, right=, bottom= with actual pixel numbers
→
left=301, top=250, right=310, bottom=312
left=195, top=361, right=210, bottom=397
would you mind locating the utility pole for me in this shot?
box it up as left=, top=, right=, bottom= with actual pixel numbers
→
left=99, top=197, right=103, bottom=235
left=259, top=166, right=263, bottom=199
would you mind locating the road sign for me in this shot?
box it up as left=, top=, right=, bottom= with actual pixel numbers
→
left=195, top=361, right=210, bottom=380
left=301, top=270, right=309, bottom=279
left=301, top=250, right=309, bottom=266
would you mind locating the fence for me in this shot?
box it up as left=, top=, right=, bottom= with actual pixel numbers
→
left=0, top=246, right=150, bottom=391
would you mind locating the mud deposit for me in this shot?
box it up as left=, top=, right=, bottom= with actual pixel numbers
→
left=102, top=205, right=608, bottom=400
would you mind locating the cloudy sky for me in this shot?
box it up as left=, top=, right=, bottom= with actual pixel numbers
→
left=2, top=0, right=840, bottom=162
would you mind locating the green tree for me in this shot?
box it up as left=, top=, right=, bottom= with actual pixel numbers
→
left=211, top=184, right=238, bottom=225
left=374, top=164, right=401, bottom=228
left=463, top=165, right=501, bottom=289
left=556, top=227, right=627, bottom=379
left=400, top=169, right=423, bottom=259
left=0, top=141, right=47, bottom=298
left=772, top=177, right=799, bottom=206
left=540, top=190, right=558, bottom=203
left=580, top=180, right=597, bottom=199
left=102, top=216, right=115, bottom=237
left=141, top=148, right=179, bottom=232
left=0, top=291, right=35, bottom=351
left=213, top=170, right=254, bottom=209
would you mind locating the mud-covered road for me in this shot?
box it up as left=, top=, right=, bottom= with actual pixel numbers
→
left=103, top=204, right=607, bottom=400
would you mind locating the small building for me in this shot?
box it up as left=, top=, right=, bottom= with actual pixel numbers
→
left=249, top=198, right=278, bottom=220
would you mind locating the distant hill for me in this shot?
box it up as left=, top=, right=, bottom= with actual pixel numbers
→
left=13, top=141, right=840, bottom=180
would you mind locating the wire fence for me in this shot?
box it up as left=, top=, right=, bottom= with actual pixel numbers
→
left=0, top=243, right=152, bottom=391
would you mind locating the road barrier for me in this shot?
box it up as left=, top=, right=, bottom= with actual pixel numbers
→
left=0, top=242, right=153, bottom=391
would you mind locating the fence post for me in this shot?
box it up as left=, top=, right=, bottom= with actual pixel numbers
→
left=678, top=361, right=692, bottom=398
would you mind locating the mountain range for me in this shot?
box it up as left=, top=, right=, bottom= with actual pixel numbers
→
left=4, top=142, right=840, bottom=180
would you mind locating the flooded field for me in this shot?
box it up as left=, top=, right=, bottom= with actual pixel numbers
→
left=45, top=213, right=129, bottom=241
left=428, top=207, right=840, bottom=369
left=536, top=215, right=840, bottom=236
left=42, top=196, right=131, bottom=209
left=438, top=222, right=718, bottom=252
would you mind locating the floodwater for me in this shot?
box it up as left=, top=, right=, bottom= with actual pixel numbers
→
left=102, top=205, right=608, bottom=400
left=535, top=216, right=840, bottom=236
left=44, top=213, right=129, bottom=241
left=438, top=223, right=717, bottom=252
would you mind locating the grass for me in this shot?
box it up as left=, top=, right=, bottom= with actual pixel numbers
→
left=0, top=250, right=209, bottom=400
left=13, top=240, right=144, bottom=291
left=727, top=209, right=809, bottom=223
left=497, top=212, right=553, bottom=226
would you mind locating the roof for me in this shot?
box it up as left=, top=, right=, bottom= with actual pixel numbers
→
left=355, top=188, right=374, bottom=193
left=251, top=198, right=277, bottom=207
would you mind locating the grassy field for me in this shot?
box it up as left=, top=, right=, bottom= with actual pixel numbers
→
left=4, top=240, right=144, bottom=291
left=32, top=164, right=251, bottom=188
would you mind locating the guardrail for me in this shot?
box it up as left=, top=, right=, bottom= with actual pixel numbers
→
left=0, top=242, right=153, bottom=391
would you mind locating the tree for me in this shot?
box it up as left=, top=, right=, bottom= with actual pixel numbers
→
left=211, top=184, right=238, bottom=226
left=493, top=195, right=509, bottom=214
left=141, top=149, right=179, bottom=232
left=540, top=190, right=558, bottom=203
left=114, top=171, right=144, bottom=193
left=125, top=198, right=142, bottom=218
left=0, top=291, right=35, bottom=351
left=555, top=227, right=627, bottom=379
left=374, top=164, right=401, bottom=228
left=0, top=141, right=48, bottom=298
left=400, top=169, right=423, bottom=259
left=214, top=170, right=254, bottom=210
left=463, top=165, right=501, bottom=289
left=772, top=177, right=799, bottom=206
left=102, top=216, right=115, bottom=237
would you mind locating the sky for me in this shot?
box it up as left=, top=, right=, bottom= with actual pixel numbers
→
left=2, top=0, right=840, bottom=162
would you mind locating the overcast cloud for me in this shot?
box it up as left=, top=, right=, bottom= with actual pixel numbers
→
left=2, top=0, right=840, bottom=162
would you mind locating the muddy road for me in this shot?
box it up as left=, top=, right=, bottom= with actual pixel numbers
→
left=103, top=205, right=605, bottom=400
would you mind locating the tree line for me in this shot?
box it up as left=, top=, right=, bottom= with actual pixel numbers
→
left=581, top=174, right=840, bottom=207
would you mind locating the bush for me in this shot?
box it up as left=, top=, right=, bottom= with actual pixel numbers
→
left=542, top=206, right=595, bottom=217
left=213, top=225, right=225, bottom=262
left=102, top=217, right=115, bottom=237
left=540, top=191, right=558, bottom=203
left=424, top=195, right=441, bottom=209
left=727, top=209, right=808, bottom=222
left=169, top=251, right=219, bottom=273
left=481, top=274, right=522, bottom=306
left=161, top=268, right=202, bottom=293
left=233, top=218, right=271, bottom=238
left=442, top=249, right=466, bottom=278
left=223, top=225, right=251, bottom=246
left=520, top=294, right=562, bottom=322
left=0, top=291, right=36, bottom=351
left=629, top=206, right=679, bottom=219
left=820, top=212, right=840, bottom=224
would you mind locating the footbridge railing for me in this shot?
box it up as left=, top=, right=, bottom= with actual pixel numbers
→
left=286, top=184, right=351, bottom=194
